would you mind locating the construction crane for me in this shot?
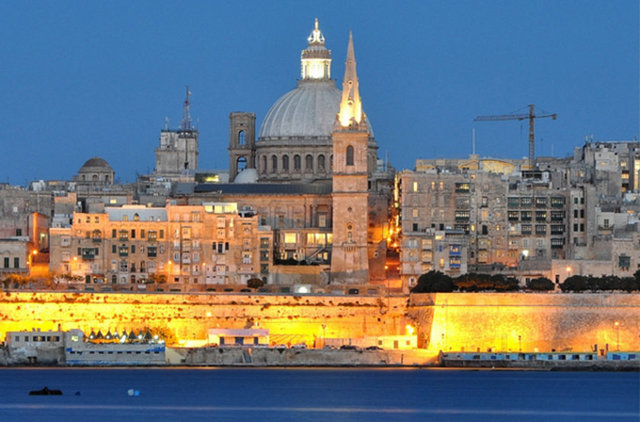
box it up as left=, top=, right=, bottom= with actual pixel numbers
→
left=474, top=104, right=557, bottom=169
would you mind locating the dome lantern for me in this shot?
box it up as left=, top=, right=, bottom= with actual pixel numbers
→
left=301, top=18, right=331, bottom=81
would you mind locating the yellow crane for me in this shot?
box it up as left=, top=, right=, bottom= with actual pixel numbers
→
left=474, top=104, right=557, bottom=169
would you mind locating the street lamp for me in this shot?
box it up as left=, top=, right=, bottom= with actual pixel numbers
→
left=518, top=335, right=522, bottom=352
left=321, top=323, right=327, bottom=348
left=614, top=321, right=620, bottom=351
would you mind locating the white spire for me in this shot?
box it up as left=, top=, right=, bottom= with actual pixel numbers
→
left=337, top=30, right=363, bottom=128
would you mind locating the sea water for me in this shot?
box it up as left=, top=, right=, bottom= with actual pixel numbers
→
left=0, top=368, right=638, bottom=421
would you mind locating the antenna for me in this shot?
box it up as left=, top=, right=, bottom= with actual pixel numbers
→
left=181, top=86, right=192, bottom=131
left=472, top=128, right=476, bottom=155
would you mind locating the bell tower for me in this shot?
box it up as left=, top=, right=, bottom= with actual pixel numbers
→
left=330, top=31, right=370, bottom=284
left=228, top=112, right=256, bottom=182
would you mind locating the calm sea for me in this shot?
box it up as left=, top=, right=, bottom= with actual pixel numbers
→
left=0, top=368, right=638, bottom=421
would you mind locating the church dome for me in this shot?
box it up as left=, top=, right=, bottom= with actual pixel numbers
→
left=79, top=157, right=113, bottom=172
left=259, top=80, right=342, bottom=140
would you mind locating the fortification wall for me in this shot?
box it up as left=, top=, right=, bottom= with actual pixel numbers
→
left=0, top=292, right=410, bottom=346
left=409, top=293, right=640, bottom=353
left=1, top=292, right=638, bottom=354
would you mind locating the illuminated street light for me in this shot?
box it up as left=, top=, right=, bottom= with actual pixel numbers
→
left=614, top=321, right=620, bottom=351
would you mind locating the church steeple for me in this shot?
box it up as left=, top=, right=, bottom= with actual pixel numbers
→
left=301, top=18, right=332, bottom=80
left=337, top=30, right=363, bottom=129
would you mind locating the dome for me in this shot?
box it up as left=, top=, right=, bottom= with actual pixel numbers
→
left=234, top=168, right=258, bottom=184
left=79, top=157, right=113, bottom=171
left=259, top=81, right=341, bottom=140
left=259, top=80, right=373, bottom=140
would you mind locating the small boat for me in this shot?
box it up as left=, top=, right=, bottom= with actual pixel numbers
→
left=29, top=386, right=62, bottom=396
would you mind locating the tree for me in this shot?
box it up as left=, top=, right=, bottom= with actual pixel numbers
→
left=526, top=277, right=555, bottom=291
left=247, top=278, right=264, bottom=289
left=412, top=271, right=455, bottom=293
left=559, top=275, right=589, bottom=292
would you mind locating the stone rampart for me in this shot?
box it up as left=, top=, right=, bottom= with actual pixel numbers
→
left=1, top=292, right=638, bottom=355
left=409, top=293, right=640, bottom=353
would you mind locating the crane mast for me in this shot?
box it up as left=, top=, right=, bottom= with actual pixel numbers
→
left=474, top=104, right=557, bottom=169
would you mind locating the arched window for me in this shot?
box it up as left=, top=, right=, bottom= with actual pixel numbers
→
left=111, top=274, right=117, bottom=284
left=238, top=130, right=246, bottom=145
left=282, top=155, right=289, bottom=171
left=294, top=155, right=301, bottom=171
left=347, top=223, right=353, bottom=242
left=271, top=155, right=278, bottom=172
left=237, top=156, right=247, bottom=171
left=305, top=154, right=313, bottom=171
left=346, top=146, right=354, bottom=166
left=261, top=156, right=267, bottom=173
left=318, top=155, right=325, bottom=171
left=92, top=174, right=98, bottom=182
left=330, top=154, right=333, bottom=171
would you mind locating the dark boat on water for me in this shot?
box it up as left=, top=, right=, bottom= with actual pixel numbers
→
left=29, top=386, right=62, bottom=396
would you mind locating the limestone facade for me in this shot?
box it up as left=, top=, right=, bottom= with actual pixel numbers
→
left=49, top=203, right=272, bottom=292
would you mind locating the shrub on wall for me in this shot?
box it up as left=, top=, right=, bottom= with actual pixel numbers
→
left=411, top=271, right=455, bottom=293
left=526, top=277, right=555, bottom=291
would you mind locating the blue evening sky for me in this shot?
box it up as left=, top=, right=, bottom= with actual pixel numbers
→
left=0, top=1, right=637, bottom=184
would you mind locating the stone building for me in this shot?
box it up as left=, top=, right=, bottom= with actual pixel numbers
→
left=154, top=89, right=199, bottom=182
left=73, top=157, right=115, bottom=186
left=398, top=156, right=572, bottom=290
left=49, top=202, right=272, bottom=292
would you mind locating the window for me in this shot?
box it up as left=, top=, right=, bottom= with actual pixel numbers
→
left=131, top=229, right=136, bottom=239
left=13, top=257, right=19, bottom=268
left=112, top=229, right=117, bottom=238
left=159, top=230, right=164, bottom=239
left=535, top=197, right=547, bottom=208
left=618, top=255, right=630, bottom=270
left=346, top=146, right=354, bottom=166
left=508, top=197, right=519, bottom=208
left=119, top=245, right=129, bottom=257
left=141, top=229, right=145, bottom=239
left=535, top=225, right=546, bottom=235
left=282, top=155, right=289, bottom=171
left=238, top=130, right=246, bottom=145
left=455, top=210, right=470, bottom=221
left=284, top=233, right=297, bottom=244
left=412, top=181, right=418, bottom=192
left=455, top=183, right=470, bottom=193
left=261, top=156, right=267, bottom=173
left=294, top=155, right=301, bottom=171
left=508, top=211, right=519, bottom=221
left=271, top=155, right=278, bottom=171
left=147, top=246, right=157, bottom=258
left=318, top=155, right=325, bottom=171
left=305, top=154, right=313, bottom=171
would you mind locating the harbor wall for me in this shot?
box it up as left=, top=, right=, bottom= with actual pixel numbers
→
left=410, top=293, right=640, bottom=353
left=1, top=292, right=639, bottom=354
